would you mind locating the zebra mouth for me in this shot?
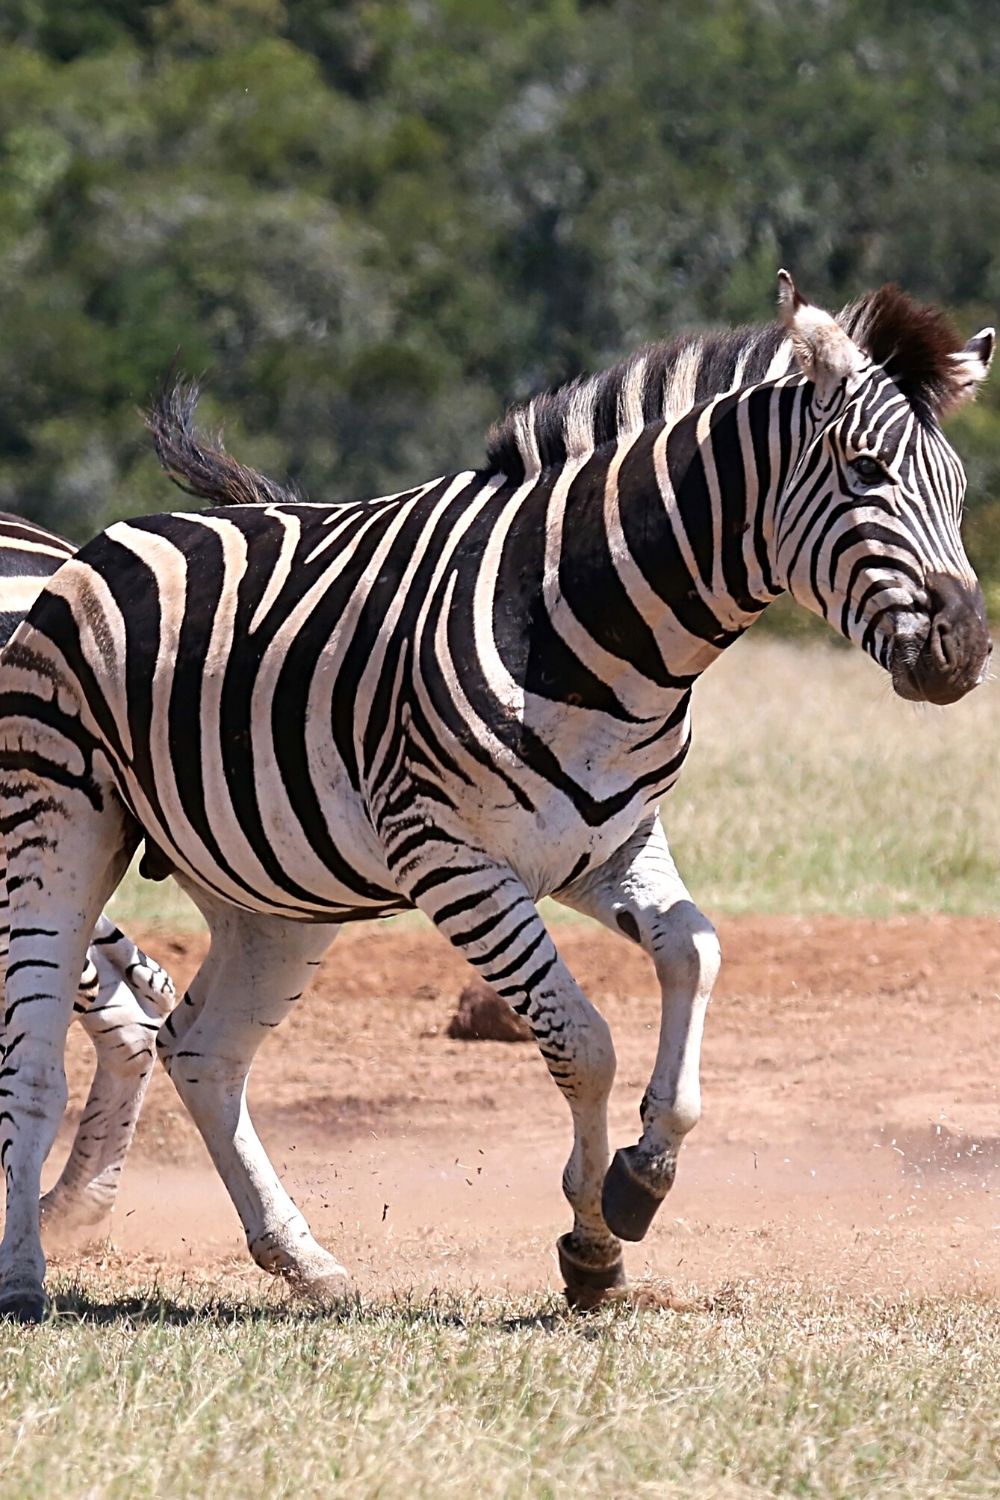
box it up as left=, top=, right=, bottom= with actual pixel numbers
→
left=888, top=576, right=991, bottom=705
left=890, top=638, right=966, bottom=704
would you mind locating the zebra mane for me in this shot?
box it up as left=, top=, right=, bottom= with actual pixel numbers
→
left=837, top=284, right=966, bottom=422
left=484, top=324, right=787, bottom=483
left=145, top=380, right=300, bottom=508
left=485, top=285, right=968, bottom=482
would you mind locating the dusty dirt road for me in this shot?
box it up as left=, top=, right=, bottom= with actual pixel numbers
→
left=48, top=916, right=1000, bottom=1301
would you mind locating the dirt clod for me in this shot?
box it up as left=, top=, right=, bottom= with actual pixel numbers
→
left=446, top=983, right=533, bottom=1042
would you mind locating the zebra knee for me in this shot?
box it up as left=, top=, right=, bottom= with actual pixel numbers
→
left=583, top=1008, right=617, bottom=1097
left=553, top=1002, right=616, bottom=1102
left=648, top=899, right=721, bottom=999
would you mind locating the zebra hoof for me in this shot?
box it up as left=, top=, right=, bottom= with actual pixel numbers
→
left=250, top=1233, right=352, bottom=1307
left=556, top=1234, right=626, bottom=1311
left=601, top=1147, right=669, bottom=1242
left=0, top=1286, right=50, bottom=1324
left=40, top=1186, right=113, bottom=1231
left=300, top=1271, right=354, bottom=1309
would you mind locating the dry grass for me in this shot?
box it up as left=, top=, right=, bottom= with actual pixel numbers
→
left=667, top=636, right=1000, bottom=914
left=13, top=638, right=1000, bottom=1498
left=1, top=1275, right=998, bottom=1499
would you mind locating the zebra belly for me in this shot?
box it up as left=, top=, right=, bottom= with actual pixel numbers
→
left=452, top=784, right=677, bottom=899
left=368, top=718, right=690, bottom=905
left=117, top=747, right=672, bottom=921
left=105, top=705, right=682, bottom=921
left=113, top=746, right=405, bottom=922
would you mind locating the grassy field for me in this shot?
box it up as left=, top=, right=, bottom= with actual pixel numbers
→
left=0, top=1278, right=997, bottom=1499
left=668, top=635, right=1000, bottom=915
left=56, top=635, right=998, bottom=1500
left=108, top=635, right=1000, bottom=932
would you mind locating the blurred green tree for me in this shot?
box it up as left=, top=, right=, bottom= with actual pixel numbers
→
left=0, top=0, right=997, bottom=611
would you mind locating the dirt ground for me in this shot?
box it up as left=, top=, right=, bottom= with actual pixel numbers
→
left=48, top=916, right=1000, bottom=1301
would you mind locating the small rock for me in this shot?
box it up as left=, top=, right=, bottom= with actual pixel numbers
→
left=446, top=983, right=533, bottom=1043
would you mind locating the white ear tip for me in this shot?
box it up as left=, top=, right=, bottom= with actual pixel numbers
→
left=956, top=328, right=996, bottom=376
left=776, top=269, right=802, bottom=321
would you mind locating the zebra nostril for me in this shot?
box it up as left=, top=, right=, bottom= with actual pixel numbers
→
left=921, top=572, right=991, bottom=686
left=929, top=615, right=956, bottom=670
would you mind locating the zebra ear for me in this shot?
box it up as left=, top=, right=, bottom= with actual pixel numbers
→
left=943, top=327, right=995, bottom=413
left=776, top=269, right=865, bottom=400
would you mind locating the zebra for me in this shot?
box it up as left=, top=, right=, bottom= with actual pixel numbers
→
left=0, top=273, right=992, bottom=1320
left=0, top=513, right=175, bottom=1232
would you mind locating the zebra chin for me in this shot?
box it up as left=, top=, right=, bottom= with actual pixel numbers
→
left=888, top=575, right=992, bottom=705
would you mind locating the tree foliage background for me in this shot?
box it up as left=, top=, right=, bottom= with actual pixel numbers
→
left=2, top=0, right=999, bottom=601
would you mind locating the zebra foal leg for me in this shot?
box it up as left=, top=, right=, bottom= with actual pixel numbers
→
left=560, top=817, right=720, bottom=1242
left=156, top=895, right=348, bottom=1300
left=40, top=919, right=175, bottom=1229
left=407, top=860, right=623, bottom=1306
left=2, top=841, right=175, bottom=1229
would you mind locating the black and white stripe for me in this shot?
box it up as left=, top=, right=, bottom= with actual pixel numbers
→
left=0, top=512, right=175, bottom=1235
left=0, top=276, right=992, bottom=1316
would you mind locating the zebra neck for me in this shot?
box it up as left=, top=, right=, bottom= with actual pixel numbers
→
left=551, top=380, right=802, bottom=700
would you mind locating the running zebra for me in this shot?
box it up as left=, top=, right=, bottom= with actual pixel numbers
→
left=0, top=275, right=992, bottom=1319
left=0, top=514, right=175, bottom=1233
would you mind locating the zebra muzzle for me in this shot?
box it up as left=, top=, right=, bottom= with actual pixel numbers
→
left=890, top=573, right=991, bottom=706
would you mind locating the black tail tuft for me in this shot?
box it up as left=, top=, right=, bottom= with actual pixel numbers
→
left=144, top=379, right=300, bottom=508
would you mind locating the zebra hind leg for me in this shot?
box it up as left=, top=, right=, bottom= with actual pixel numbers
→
left=560, top=817, right=720, bottom=1243
left=0, top=777, right=135, bottom=1321
left=40, top=917, right=176, bottom=1231
left=404, top=857, right=624, bottom=1309
left=156, top=893, right=348, bottom=1300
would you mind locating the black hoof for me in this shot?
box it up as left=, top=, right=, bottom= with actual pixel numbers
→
left=0, top=1288, right=49, bottom=1324
left=601, top=1147, right=669, bottom=1242
left=557, top=1233, right=626, bottom=1310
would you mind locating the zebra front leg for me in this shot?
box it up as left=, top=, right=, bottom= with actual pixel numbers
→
left=560, top=816, right=720, bottom=1242
left=406, top=858, right=623, bottom=1307
left=156, top=896, right=348, bottom=1300
left=40, top=921, right=175, bottom=1229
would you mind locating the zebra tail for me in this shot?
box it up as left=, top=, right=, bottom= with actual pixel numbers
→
left=144, top=378, right=299, bottom=508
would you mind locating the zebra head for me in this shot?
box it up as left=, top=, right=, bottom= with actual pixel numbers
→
left=772, top=272, right=994, bottom=704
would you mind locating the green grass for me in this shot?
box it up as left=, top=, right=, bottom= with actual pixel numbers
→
left=1, top=1279, right=998, bottom=1499
left=107, top=635, right=1000, bottom=931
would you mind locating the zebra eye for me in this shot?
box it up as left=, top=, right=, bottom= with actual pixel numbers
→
left=851, top=454, right=886, bottom=484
